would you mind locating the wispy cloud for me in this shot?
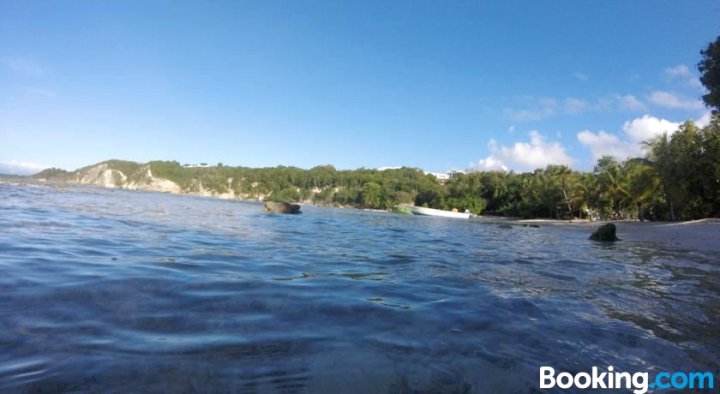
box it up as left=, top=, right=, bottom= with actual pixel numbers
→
left=471, top=131, right=572, bottom=172
left=664, top=64, right=703, bottom=90
left=505, top=94, right=646, bottom=122
left=664, top=64, right=691, bottom=79
left=0, top=56, right=46, bottom=76
left=504, top=97, right=559, bottom=122
left=614, top=95, right=646, bottom=111
left=647, top=90, right=704, bottom=111
left=563, top=97, right=588, bottom=114
left=573, top=72, right=588, bottom=81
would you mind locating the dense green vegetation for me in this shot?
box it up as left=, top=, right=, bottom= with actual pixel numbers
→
left=699, top=35, right=720, bottom=114
left=161, top=164, right=439, bottom=209
left=456, top=118, right=718, bottom=220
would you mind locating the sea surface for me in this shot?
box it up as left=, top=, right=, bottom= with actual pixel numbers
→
left=1, top=182, right=719, bottom=393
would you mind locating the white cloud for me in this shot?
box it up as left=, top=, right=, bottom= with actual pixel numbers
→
left=577, top=112, right=715, bottom=162
left=689, top=78, right=703, bottom=89
left=647, top=90, right=704, bottom=111
left=577, top=114, right=681, bottom=161
left=696, top=111, right=712, bottom=128
left=622, top=114, right=680, bottom=142
left=0, top=56, right=46, bottom=76
left=577, top=130, right=642, bottom=161
left=471, top=131, right=572, bottom=172
left=664, top=64, right=691, bottom=79
left=472, top=143, right=509, bottom=172
left=0, top=160, right=51, bottom=175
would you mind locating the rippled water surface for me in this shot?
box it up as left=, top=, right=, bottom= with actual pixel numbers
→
left=1, top=182, right=719, bottom=392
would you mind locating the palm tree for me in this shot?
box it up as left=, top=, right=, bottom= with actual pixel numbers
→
left=570, top=173, right=596, bottom=219
left=646, top=133, right=677, bottom=220
left=624, top=158, right=661, bottom=221
left=594, top=156, right=631, bottom=219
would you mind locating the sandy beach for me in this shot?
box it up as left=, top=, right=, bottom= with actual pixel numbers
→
left=506, top=217, right=720, bottom=255
left=610, top=219, right=720, bottom=254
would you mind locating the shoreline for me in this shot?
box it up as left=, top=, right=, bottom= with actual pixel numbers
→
left=605, top=219, right=720, bottom=255
left=478, top=215, right=720, bottom=255
left=4, top=177, right=719, bottom=255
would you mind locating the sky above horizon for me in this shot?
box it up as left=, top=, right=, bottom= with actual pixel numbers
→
left=1, top=1, right=719, bottom=175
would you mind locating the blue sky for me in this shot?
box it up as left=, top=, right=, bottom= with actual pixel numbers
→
left=1, top=1, right=718, bottom=175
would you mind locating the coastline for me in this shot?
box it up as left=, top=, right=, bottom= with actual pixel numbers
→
left=608, top=219, right=720, bottom=255
left=477, top=215, right=720, bottom=255
left=4, top=177, right=719, bottom=255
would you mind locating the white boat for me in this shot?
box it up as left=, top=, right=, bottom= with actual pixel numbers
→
left=405, top=206, right=472, bottom=219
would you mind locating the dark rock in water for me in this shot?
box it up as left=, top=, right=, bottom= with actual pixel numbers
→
left=589, top=223, right=619, bottom=241
left=264, top=201, right=301, bottom=214
left=498, top=223, right=513, bottom=229
left=529, top=224, right=540, bottom=228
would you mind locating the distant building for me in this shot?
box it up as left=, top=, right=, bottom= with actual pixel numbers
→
left=447, top=170, right=465, bottom=179
left=377, top=167, right=463, bottom=184
left=427, top=172, right=449, bottom=182
left=424, top=170, right=466, bottom=183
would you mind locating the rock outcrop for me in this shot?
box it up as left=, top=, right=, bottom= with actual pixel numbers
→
left=126, top=166, right=181, bottom=194
left=264, top=201, right=301, bottom=214
left=74, top=164, right=127, bottom=188
left=589, top=223, right=619, bottom=241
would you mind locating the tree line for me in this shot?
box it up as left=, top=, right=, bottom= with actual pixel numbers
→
left=34, top=116, right=720, bottom=221
left=441, top=118, right=719, bottom=221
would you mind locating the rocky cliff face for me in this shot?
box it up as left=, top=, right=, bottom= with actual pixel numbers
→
left=33, top=160, right=328, bottom=203
left=73, top=163, right=128, bottom=188
left=124, top=166, right=182, bottom=194
left=37, top=163, right=203, bottom=197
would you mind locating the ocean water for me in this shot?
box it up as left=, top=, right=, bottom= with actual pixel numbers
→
left=1, top=182, right=718, bottom=393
